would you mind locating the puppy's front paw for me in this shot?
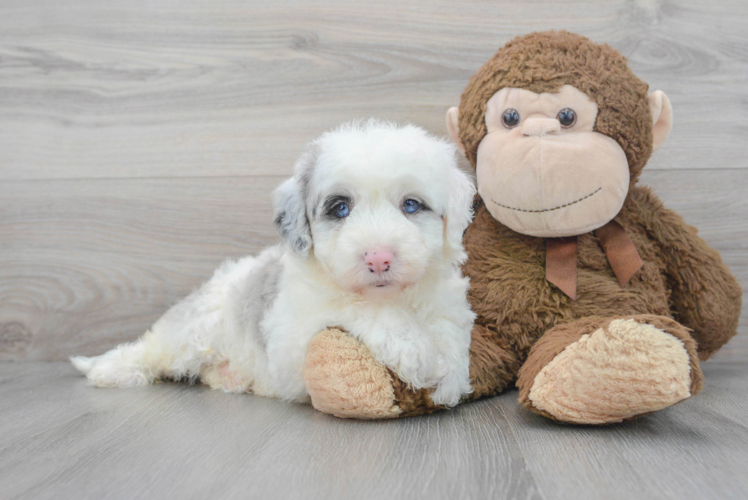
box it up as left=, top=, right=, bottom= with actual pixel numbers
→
left=389, top=339, right=442, bottom=389
left=430, top=370, right=471, bottom=407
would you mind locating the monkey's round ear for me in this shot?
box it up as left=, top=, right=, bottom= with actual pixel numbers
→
left=648, top=91, right=673, bottom=152
left=445, top=107, right=465, bottom=154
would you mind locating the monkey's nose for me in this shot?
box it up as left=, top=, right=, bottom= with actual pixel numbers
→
left=521, top=118, right=561, bottom=137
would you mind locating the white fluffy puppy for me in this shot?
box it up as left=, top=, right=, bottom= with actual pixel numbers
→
left=71, top=120, right=476, bottom=407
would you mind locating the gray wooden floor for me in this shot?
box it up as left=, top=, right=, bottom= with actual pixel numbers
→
left=1, top=0, right=747, bottom=498
left=1, top=361, right=747, bottom=500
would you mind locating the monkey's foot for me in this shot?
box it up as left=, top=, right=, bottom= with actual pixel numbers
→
left=518, top=316, right=703, bottom=425
left=305, top=328, right=402, bottom=419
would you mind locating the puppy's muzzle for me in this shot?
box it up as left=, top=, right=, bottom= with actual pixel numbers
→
left=364, top=250, right=393, bottom=277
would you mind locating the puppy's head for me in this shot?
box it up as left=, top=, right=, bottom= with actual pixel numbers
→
left=274, top=120, right=475, bottom=298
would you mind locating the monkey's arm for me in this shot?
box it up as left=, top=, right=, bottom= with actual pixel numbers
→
left=632, top=187, right=742, bottom=359
left=304, top=323, right=522, bottom=418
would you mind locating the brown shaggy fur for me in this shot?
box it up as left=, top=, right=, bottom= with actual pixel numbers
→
left=387, top=31, right=741, bottom=420
left=458, top=30, right=653, bottom=186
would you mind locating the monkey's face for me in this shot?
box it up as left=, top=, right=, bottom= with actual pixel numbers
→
left=475, top=85, right=630, bottom=238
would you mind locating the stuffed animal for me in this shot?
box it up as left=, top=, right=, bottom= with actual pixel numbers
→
left=303, top=31, right=742, bottom=424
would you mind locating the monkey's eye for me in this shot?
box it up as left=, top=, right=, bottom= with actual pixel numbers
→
left=557, top=108, right=577, bottom=128
left=333, top=202, right=350, bottom=218
left=501, top=108, right=520, bottom=129
left=402, top=199, right=421, bottom=214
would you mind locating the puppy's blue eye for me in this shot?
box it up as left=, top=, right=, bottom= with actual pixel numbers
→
left=334, top=202, right=350, bottom=218
left=402, top=199, right=420, bottom=214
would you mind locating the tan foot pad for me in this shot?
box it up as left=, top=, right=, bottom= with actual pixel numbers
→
left=529, top=319, right=692, bottom=424
left=305, top=329, right=401, bottom=419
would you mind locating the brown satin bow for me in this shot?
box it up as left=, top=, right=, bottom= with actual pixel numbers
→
left=545, top=220, right=643, bottom=300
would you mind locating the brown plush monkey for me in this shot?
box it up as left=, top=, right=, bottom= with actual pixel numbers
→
left=303, top=31, right=742, bottom=424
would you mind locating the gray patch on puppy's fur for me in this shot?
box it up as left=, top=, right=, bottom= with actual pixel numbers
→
left=273, top=178, right=311, bottom=255
left=272, top=143, right=320, bottom=256
left=237, top=246, right=285, bottom=350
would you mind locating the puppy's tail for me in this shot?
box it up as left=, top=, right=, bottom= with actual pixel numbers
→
left=70, top=355, right=95, bottom=374
left=70, top=336, right=157, bottom=388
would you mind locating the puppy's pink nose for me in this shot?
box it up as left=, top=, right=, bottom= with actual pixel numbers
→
left=365, top=251, right=393, bottom=273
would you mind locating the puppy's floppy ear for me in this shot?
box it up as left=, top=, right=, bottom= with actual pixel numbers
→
left=273, top=177, right=312, bottom=257
left=443, top=161, right=476, bottom=264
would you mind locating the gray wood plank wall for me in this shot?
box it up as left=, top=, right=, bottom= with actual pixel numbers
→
left=1, top=0, right=747, bottom=361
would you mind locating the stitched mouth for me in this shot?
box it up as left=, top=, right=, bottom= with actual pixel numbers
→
left=491, top=187, right=602, bottom=214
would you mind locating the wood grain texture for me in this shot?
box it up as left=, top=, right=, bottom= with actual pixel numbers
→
left=0, top=361, right=745, bottom=500
left=499, top=361, right=748, bottom=500
left=1, top=2, right=747, bottom=498
left=1, top=0, right=747, bottom=361
left=0, top=363, right=543, bottom=500
left=1, top=170, right=745, bottom=360
left=0, top=0, right=747, bottom=181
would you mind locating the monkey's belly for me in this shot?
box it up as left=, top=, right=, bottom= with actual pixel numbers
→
left=468, top=257, right=673, bottom=348
left=463, top=206, right=673, bottom=347
left=569, top=259, right=672, bottom=319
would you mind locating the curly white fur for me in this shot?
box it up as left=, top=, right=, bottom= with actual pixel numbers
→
left=71, top=120, right=477, bottom=407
